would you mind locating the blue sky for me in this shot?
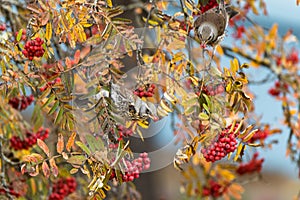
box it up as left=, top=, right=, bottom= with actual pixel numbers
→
left=227, top=0, right=300, bottom=178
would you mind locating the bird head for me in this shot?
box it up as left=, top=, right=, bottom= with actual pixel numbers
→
left=196, top=22, right=218, bottom=46
left=194, top=2, right=239, bottom=47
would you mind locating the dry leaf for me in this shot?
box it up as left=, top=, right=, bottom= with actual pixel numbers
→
left=66, top=132, right=77, bottom=152
left=37, top=139, right=50, bottom=157
left=57, top=133, right=64, bottom=154
left=49, top=158, right=59, bottom=177
left=42, top=161, right=50, bottom=178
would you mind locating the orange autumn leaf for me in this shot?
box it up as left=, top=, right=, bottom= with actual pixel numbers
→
left=49, top=158, right=59, bottom=177
left=37, top=139, right=50, bottom=157
left=66, top=132, right=77, bottom=152
left=57, top=133, right=64, bottom=154
left=42, top=161, right=50, bottom=178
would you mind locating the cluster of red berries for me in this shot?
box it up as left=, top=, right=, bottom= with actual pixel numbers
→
left=236, top=152, right=264, bottom=175
left=199, top=0, right=218, bottom=13
left=122, top=152, right=150, bottom=182
left=133, top=84, right=156, bottom=98
left=15, top=29, right=27, bottom=41
left=8, top=94, right=34, bottom=111
left=0, top=187, right=20, bottom=198
left=268, top=81, right=288, bottom=97
left=248, top=128, right=269, bottom=143
left=108, top=125, right=134, bottom=148
left=117, top=125, right=134, bottom=139
left=286, top=48, right=299, bottom=65
left=202, top=179, right=226, bottom=198
left=201, top=124, right=239, bottom=162
left=0, top=24, right=6, bottom=31
left=233, top=26, right=246, bottom=39
left=39, top=77, right=61, bottom=92
left=48, top=177, right=77, bottom=200
left=110, top=153, right=150, bottom=182
left=108, top=142, right=119, bottom=149
left=201, top=84, right=225, bottom=96
left=85, top=24, right=104, bottom=38
left=10, top=128, right=49, bottom=150
left=22, top=37, right=45, bottom=60
left=276, top=48, right=299, bottom=66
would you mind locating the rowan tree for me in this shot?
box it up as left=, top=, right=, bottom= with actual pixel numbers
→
left=0, top=0, right=299, bottom=199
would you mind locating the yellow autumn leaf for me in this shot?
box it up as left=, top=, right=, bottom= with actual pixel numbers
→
left=66, top=132, right=77, bottom=152
left=242, top=129, right=259, bottom=142
left=76, top=24, right=86, bottom=43
left=228, top=183, right=244, bottom=199
left=30, top=178, right=37, bottom=195
left=106, top=0, right=112, bottom=7
left=268, top=23, right=278, bottom=39
left=45, top=22, right=52, bottom=42
left=234, top=143, right=244, bottom=161
left=230, top=58, right=239, bottom=74
left=216, top=45, right=224, bottom=55
left=217, top=166, right=236, bottom=181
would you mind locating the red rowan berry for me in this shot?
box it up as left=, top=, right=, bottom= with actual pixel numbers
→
left=22, top=37, right=45, bottom=60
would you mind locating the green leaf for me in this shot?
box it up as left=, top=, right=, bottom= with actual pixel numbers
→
left=39, top=87, right=51, bottom=99
left=202, top=103, right=210, bottom=115
left=67, top=155, right=86, bottom=165
left=54, top=106, right=64, bottom=124
left=16, top=29, right=23, bottom=42
left=182, top=96, right=198, bottom=107
left=198, top=112, right=209, bottom=120
left=19, top=82, right=26, bottom=96
left=107, top=7, right=124, bottom=18
left=184, top=105, right=195, bottom=115
left=31, top=105, right=44, bottom=132
left=112, top=18, right=132, bottom=25
left=86, top=134, right=104, bottom=152
left=75, top=141, right=92, bottom=155
left=42, top=94, right=56, bottom=108
left=48, top=100, right=59, bottom=115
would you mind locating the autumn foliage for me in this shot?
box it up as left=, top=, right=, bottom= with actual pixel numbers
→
left=0, top=0, right=299, bottom=199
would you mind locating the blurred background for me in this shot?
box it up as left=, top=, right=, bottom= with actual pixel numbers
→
left=128, top=0, right=300, bottom=199
left=18, top=0, right=299, bottom=199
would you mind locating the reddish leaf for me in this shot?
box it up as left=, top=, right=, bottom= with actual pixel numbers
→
left=42, top=161, right=50, bottom=178
left=49, top=158, right=59, bottom=177
left=73, top=49, right=80, bottom=64
left=22, top=153, right=44, bottom=163
left=37, top=139, right=50, bottom=157
left=66, top=132, right=77, bottom=152
left=80, top=46, right=91, bottom=59
left=57, top=133, right=64, bottom=154
left=65, top=57, right=72, bottom=68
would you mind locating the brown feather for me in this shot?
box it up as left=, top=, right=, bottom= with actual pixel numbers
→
left=194, top=12, right=226, bottom=37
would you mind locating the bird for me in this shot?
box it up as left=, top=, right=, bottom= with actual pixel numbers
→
left=194, top=1, right=239, bottom=47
